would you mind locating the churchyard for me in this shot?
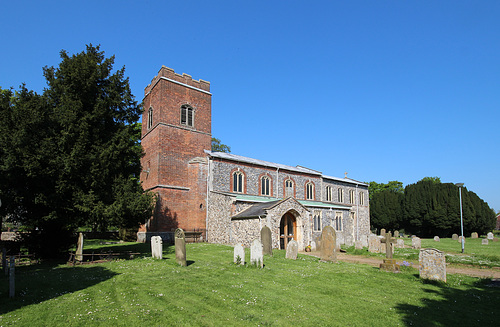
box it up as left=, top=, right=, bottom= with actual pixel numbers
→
left=1, top=239, right=499, bottom=326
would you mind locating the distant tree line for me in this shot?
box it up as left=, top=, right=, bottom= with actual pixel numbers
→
left=369, top=177, right=496, bottom=237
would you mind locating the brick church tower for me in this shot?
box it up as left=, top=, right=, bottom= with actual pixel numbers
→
left=139, top=66, right=211, bottom=239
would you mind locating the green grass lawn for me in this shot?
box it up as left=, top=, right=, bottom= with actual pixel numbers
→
left=1, top=242, right=499, bottom=326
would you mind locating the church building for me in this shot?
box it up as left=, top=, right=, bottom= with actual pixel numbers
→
left=138, top=66, right=370, bottom=250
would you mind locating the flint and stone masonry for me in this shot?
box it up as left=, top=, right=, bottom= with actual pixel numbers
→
left=138, top=66, right=370, bottom=251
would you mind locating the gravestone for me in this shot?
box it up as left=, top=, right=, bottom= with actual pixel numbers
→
left=234, top=244, right=245, bottom=265
left=380, top=232, right=396, bottom=259
left=368, top=235, right=381, bottom=253
left=394, top=231, right=399, bottom=238
left=76, top=232, right=84, bottom=261
left=261, top=226, right=272, bottom=256
left=355, top=240, right=363, bottom=249
left=310, top=240, right=317, bottom=251
left=458, top=236, right=465, bottom=244
left=345, top=235, right=354, bottom=247
left=419, top=248, right=446, bottom=282
left=434, top=236, right=440, bottom=242
left=285, top=240, right=298, bottom=260
left=471, top=232, right=478, bottom=239
left=250, top=239, right=263, bottom=267
left=412, top=237, right=421, bottom=249
left=175, top=228, right=187, bottom=267
left=359, top=235, right=368, bottom=248
left=320, top=226, right=337, bottom=262
left=452, top=234, right=459, bottom=240
left=380, top=229, right=386, bottom=237
left=396, top=238, right=405, bottom=248
left=151, top=236, right=163, bottom=259
left=482, top=239, right=489, bottom=245
left=487, top=232, right=494, bottom=240
left=336, top=232, right=344, bottom=248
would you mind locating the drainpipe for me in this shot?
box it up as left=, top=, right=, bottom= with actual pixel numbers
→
left=356, top=184, right=359, bottom=241
left=206, top=155, right=211, bottom=241
left=276, top=168, right=279, bottom=198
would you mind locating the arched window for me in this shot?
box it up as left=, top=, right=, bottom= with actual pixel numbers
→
left=313, top=210, right=321, bottom=231
left=261, top=175, right=271, bottom=196
left=334, top=212, right=343, bottom=231
left=147, top=107, right=153, bottom=130
left=349, top=190, right=355, bottom=204
left=338, top=188, right=344, bottom=203
left=359, top=191, right=364, bottom=205
left=326, top=186, right=333, bottom=202
left=232, top=171, right=244, bottom=193
left=306, top=182, right=314, bottom=200
left=284, top=179, right=294, bottom=198
left=180, top=105, right=194, bottom=127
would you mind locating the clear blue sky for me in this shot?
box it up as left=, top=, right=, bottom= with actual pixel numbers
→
left=1, top=1, right=499, bottom=212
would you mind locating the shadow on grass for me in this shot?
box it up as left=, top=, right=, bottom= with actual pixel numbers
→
left=395, top=278, right=500, bottom=326
left=0, top=262, right=119, bottom=315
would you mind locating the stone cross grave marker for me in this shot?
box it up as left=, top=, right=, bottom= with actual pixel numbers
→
left=482, top=239, right=489, bottom=245
left=380, top=231, right=396, bottom=259
left=380, top=229, right=386, bottom=237
left=175, top=228, right=187, bottom=267
left=471, top=232, right=478, bottom=239
left=76, top=232, right=84, bottom=261
left=452, top=234, right=459, bottom=240
left=234, top=244, right=245, bottom=265
left=368, top=235, right=381, bottom=253
left=285, top=240, right=298, bottom=260
left=434, top=236, right=440, bottom=242
left=320, top=226, right=337, bottom=262
left=419, top=248, right=446, bottom=283
left=250, top=239, right=263, bottom=268
left=151, top=236, right=163, bottom=259
left=487, top=232, right=494, bottom=240
left=261, top=226, right=272, bottom=256
left=412, top=237, right=421, bottom=249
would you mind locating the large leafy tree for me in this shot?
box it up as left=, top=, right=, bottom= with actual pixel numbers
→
left=211, top=137, right=231, bottom=153
left=0, top=45, right=155, bottom=257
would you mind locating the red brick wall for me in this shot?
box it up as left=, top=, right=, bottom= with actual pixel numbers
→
left=139, top=67, right=211, bottom=233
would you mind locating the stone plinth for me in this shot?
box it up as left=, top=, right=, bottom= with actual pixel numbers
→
left=380, top=259, right=399, bottom=272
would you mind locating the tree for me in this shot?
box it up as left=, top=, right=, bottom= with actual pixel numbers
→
left=0, top=45, right=155, bottom=258
left=368, top=181, right=403, bottom=199
left=211, top=137, right=231, bottom=153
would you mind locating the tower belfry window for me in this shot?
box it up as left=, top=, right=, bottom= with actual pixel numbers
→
left=147, top=107, right=153, bottom=129
left=181, top=105, right=194, bottom=127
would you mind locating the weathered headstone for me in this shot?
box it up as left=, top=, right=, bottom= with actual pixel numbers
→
left=250, top=239, right=263, bottom=267
left=452, top=234, right=459, bottom=240
left=151, top=236, right=163, bottom=259
left=419, top=248, right=446, bottom=282
left=471, top=232, right=478, bottom=239
left=233, top=244, right=245, bottom=265
left=285, top=240, right=298, bottom=260
left=380, top=229, right=386, bottom=237
left=412, top=237, right=421, bottom=249
left=76, top=232, right=84, bottom=261
left=368, top=235, right=381, bottom=253
left=380, top=231, right=396, bottom=259
left=434, top=236, right=440, bottom=242
left=261, top=226, right=272, bottom=256
left=487, top=232, right=494, bottom=240
left=394, top=231, right=399, bottom=238
left=396, top=238, right=405, bottom=248
left=310, top=240, right=317, bottom=251
left=355, top=240, right=363, bottom=249
left=482, top=239, right=489, bottom=245
left=345, top=235, right=354, bottom=247
left=175, top=228, right=187, bottom=267
left=320, top=226, right=337, bottom=262
left=458, top=236, right=465, bottom=244
left=359, top=235, right=368, bottom=248
left=9, top=256, right=15, bottom=298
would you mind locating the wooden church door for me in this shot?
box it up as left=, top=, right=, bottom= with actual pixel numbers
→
left=280, top=213, right=296, bottom=250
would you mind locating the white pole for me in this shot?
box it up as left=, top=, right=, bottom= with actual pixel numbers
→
left=459, top=186, right=464, bottom=253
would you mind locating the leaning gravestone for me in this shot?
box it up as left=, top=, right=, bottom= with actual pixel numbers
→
left=380, top=229, right=386, bottom=237
left=320, top=226, right=337, bottom=262
left=434, top=236, right=440, bottom=242
left=76, top=232, right=84, bottom=261
left=487, top=232, right=494, bottom=240
left=368, top=235, right=381, bottom=253
left=452, top=234, right=459, bottom=240
left=285, top=240, right=298, bottom=260
left=471, top=232, right=478, bottom=239
left=261, top=226, right=272, bottom=256
left=396, top=238, right=405, bottom=248
left=175, top=228, right=187, bottom=267
left=151, top=236, right=163, bottom=259
left=419, top=248, right=446, bottom=283
left=482, top=239, right=489, bottom=245
left=234, top=244, right=245, bottom=265
left=412, top=237, right=421, bottom=249
left=250, top=239, right=263, bottom=267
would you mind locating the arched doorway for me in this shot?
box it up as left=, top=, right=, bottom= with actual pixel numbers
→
left=280, top=212, right=297, bottom=250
